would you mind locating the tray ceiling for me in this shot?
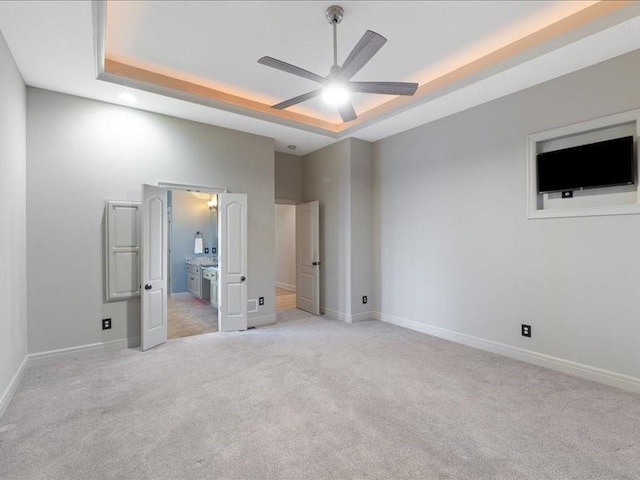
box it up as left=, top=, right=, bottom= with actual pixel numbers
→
left=2, top=1, right=640, bottom=153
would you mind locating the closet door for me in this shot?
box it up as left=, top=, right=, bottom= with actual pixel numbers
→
left=296, top=201, right=320, bottom=315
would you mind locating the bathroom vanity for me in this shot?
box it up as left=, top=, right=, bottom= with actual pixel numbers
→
left=202, top=267, right=218, bottom=308
left=186, top=257, right=218, bottom=308
left=187, top=263, right=207, bottom=300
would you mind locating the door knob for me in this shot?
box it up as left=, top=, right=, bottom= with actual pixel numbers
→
left=312, top=261, right=321, bottom=266
left=241, top=276, right=246, bottom=282
left=144, top=284, right=152, bottom=290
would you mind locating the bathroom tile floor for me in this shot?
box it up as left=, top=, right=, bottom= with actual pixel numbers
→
left=168, top=292, right=218, bottom=340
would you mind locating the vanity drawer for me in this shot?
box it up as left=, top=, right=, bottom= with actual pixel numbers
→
left=187, top=264, right=201, bottom=275
left=202, top=268, right=217, bottom=281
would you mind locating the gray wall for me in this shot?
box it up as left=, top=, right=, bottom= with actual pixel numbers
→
left=373, top=49, right=640, bottom=380
left=303, top=140, right=350, bottom=318
left=26, top=89, right=275, bottom=353
left=349, top=139, right=373, bottom=319
left=0, top=31, right=27, bottom=410
left=302, top=138, right=373, bottom=321
left=170, top=190, right=216, bottom=293
left=275, top=152, right=302, bottom=204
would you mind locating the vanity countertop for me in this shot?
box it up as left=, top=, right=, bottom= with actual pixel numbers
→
left=186, top=256, right=218, bottom=267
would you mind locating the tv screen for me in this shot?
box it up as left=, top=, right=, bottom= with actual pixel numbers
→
left=537, top=136, right=635, bottom=194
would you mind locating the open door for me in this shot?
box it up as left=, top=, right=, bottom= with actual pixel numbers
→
left=141, top=184, right=168, bottom=350
left=296, top=201, right=320, bottom=315
left=218, top=193, right=248, bottom=332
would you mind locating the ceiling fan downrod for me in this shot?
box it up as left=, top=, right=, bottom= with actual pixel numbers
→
left=326, top=5, right=344, bottom=72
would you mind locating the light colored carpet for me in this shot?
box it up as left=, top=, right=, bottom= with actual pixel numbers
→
left=168, top=292, right=217, bottom=339
left=1, top=312, right=640, bottom=479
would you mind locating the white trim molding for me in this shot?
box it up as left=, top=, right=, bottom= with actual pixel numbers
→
left=274, top=198, right=300, bottom=206
left=249, top=314, right=276, bottom=328
left=157, top=182, right=228, bottom=194
left=0, top=355, right=29, bottom=419
left=324, top=308, right=375, bottom=324
left=375, top=311, right=640, bottom=394
left=350, top=311, right=376, bottom=323
left=28, top=337, right=141, bottom=368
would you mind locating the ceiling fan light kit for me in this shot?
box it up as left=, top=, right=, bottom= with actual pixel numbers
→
left=322, top=81, right=350, bottom=106
left=258, top=5, right=418, bottom=123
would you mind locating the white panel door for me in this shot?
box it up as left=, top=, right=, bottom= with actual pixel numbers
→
left=218, top=193, right=248, bottom=332
left=296, top=201, right=320, bottom=315
left=141, top=184, right=168, bottom=350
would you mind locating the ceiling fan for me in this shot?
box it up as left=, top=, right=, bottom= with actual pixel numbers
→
left=258, top=5, right=418, bottom=123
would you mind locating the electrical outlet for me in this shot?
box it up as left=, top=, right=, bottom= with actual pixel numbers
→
left=204, top=247, right=209, bottom=254
left=212, top=247, right=217, bottom=254
left=259, top=297, right=264, bottom=306
left=102, top=318, right=112, bottom=330
left=362, top=295, right=368, bottom=304
left=521, top=324, right=531, bottom=337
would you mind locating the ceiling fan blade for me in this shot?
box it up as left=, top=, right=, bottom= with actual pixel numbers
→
left=258, top=56, right=325, bottom=84
left=338, top=30, right=387, bottom=81
left=272, top=89, right=322, bottom=110
left=338, top=102, right=357, bottom=123
left=349, top=81, right=418, bottom=96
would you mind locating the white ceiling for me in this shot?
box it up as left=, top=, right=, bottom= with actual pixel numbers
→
left=105, top=1, right=593, bottom=123
left=1, top=1, right=640, bottom=155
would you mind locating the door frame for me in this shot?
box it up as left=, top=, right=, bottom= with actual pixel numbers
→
left=161, top=183, right=228, bottom=299
left=167, top=204, right=172, bottom=296
left=274, top=199, right=321, bottom=315
left=151, top=182, right=229, bottom=339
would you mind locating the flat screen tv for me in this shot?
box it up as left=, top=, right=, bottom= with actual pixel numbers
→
left=537, top=135, right=635, bottom=194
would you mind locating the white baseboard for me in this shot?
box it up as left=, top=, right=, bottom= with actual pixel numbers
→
left=375, top=311, right=640, bottom=394
left=324, top=308, right=375, bottom=324
left=350, top=311, right=376, bottom=323
left=249, top=314, right=276, bottom=328
left=29, top=336, right=140, bottom=367
left=323, top=307, right=348, bottom=322
left=0, top=355, right=28, bottom=419
left=275, top=282, right=296, bottom=292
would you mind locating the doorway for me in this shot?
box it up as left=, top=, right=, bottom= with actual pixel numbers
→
left=275, top=204, right=296, bottom=313
left=274, top=201, right=320, bottom=316
left=167, top=189, right=218, bottom=339
left=140, top=183, right=248, bottom=351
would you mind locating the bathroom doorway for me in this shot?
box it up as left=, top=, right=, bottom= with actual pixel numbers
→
left=140, top=183, right=248, bottom=351
left=167, top=189, right=219, bottom=339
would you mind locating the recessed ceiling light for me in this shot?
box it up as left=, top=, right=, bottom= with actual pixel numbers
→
left=119, top=92, right=136, bottom=103
left=288, top=145, right=297, bottom=150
